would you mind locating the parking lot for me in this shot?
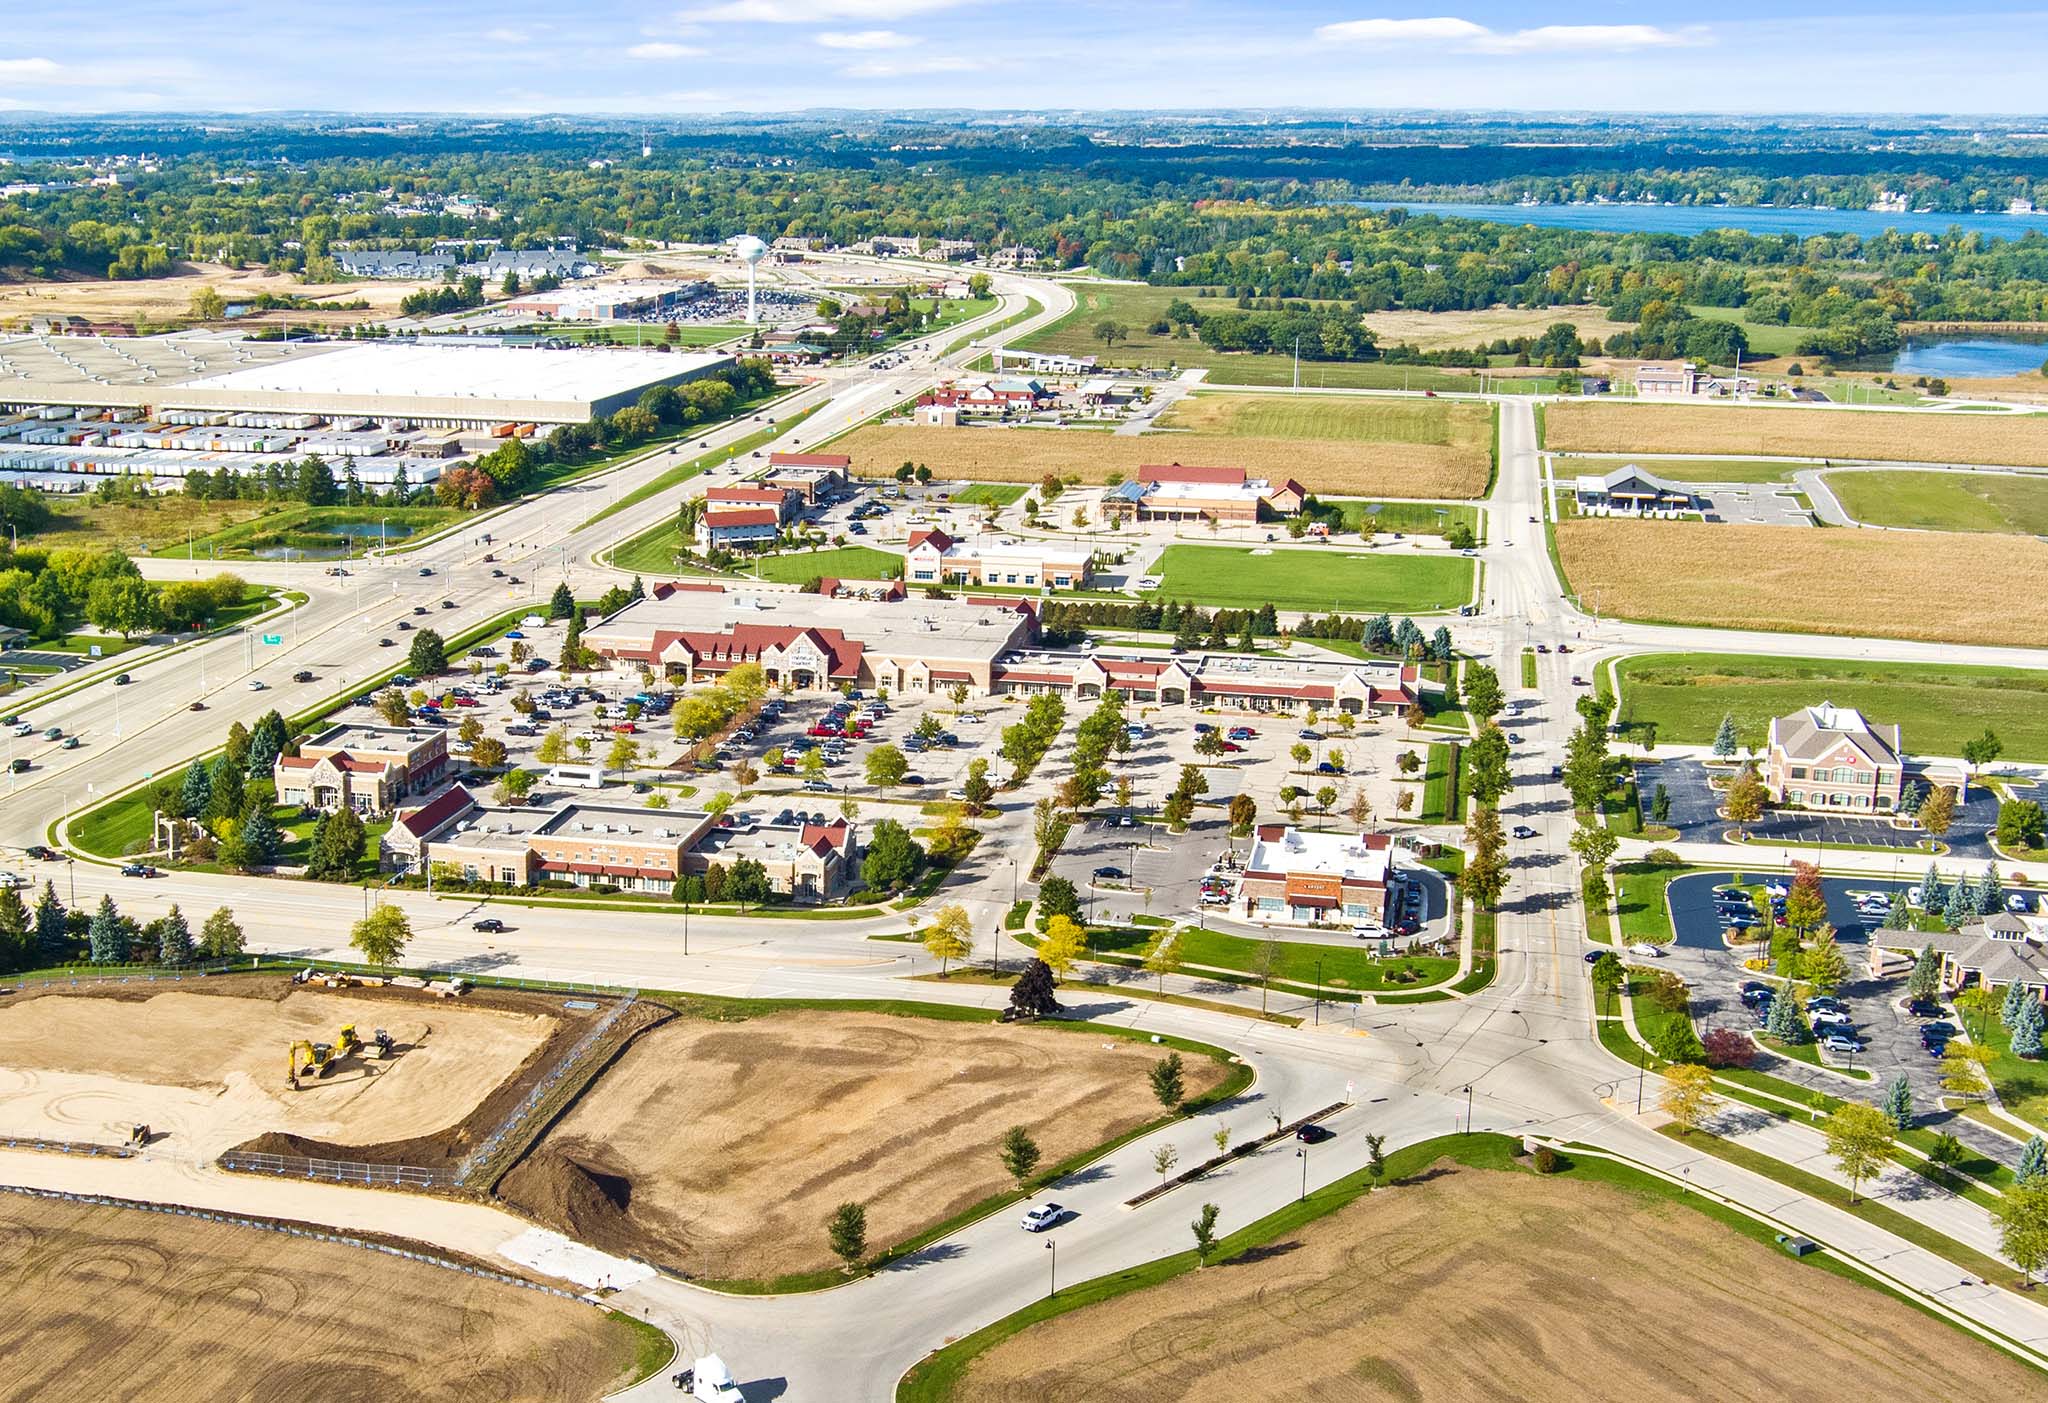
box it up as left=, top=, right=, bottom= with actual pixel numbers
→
left=1640, top=868, right=2026, bottom=1170
left=1635, top=757, right=1995, bottom=858
left=1698, top=488, right=1813, bottom=527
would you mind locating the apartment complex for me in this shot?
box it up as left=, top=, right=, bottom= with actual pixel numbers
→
left=274, top=723, right=450, bottom=816
left=1237, top=827, right=1396, bottom=929
left=1765, top=703, right=1906, bottom=812
left=904, top=529, right=1094, bottom=590
left=1101, top=463, right=1306, bottom=524
left=382, top=788, right=859, bottom=899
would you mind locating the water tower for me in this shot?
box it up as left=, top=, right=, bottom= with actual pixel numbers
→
left=732, top=235, right=768, bottom=324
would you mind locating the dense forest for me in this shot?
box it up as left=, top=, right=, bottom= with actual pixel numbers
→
left=5, top=116, right=2048, bottom=351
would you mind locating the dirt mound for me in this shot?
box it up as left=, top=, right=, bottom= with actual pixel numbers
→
left=498, top=1143, right=648, bottom=1262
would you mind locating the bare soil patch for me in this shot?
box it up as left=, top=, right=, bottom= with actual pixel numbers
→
left=1554, top=517, right=2048, bottom=647
left=0, top=1193, right=639, bottom=1403
left=833, top=424, right=1488, bottom=499
left=0, top=978, right=561, bottom=1160
left=499, top=1009, right=1224, bottom=1281
left=0, top=262, right=427, bottom=329
left=957, top=1158, right=2040, bottom=1401
left=1359, top=303, right=1634, bottom=353
left=1544, top=399, right=2048, bottom=468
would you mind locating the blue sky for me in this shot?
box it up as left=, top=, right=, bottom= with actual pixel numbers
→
left=4, top=2, right=2048, bottom=115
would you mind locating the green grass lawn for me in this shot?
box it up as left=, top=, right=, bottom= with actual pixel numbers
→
left=1681, top=304, right=1820, bottom=358
left=1418, top=740, right=1461, bottom=823
left=1077, top=924, right=1456, bottom=992
left=1612, top=652, right=2048, bottom=759
left=1824, top=469, right=2048, bottom=535
left=1966, top=1012, right=2048, bottom=1133
left=1156, top=393, right=1490, bottom=448
left=1325, top=500, right=1481, bottom=535
left=742, top=545, right=901, bottom=585
left=1521, top=648, right=1538, bottom=688
left=1145, top=545, right=1472, bottom=614
left=1556, top=453, right=1807, bottom=483
left=951, top=483, right=1030, bottom=507
left=1206, top=358, right=1560, bottom=393
left=23, top=493, right=277, bottom=555
left=1615, top=861, right=1684, bottom=944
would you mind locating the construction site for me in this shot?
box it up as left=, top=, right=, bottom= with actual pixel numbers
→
left=498, top=1007, right=1230, bottom=1283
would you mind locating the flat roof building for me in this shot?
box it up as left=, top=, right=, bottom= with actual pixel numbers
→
left=275, top=723, right=449, bottom=816
left=905, top=528, right=1093, bottom=590
left=1103, top=463, right=1306, bottom=524
left=1238, top=826, right=1396, bottom=929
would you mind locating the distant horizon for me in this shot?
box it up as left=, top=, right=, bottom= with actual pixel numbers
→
left=6, top=106, right=2048, bottom=124
left=7, top=3, right=2048, bottom=116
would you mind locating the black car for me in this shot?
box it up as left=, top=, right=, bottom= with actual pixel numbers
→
left=1092, top=866, right=1122, bottom=880
left=473, top=918, right=506, bottom=933
left=24, top=845, right=56, bottom=861
left=1295, top=1124, right=1334, bottom=1144
left=293, top=670, right=315, bottom=683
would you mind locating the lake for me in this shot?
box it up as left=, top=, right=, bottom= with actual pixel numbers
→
left=311, top=520, right=414, bottom=541
left=1889, top=334, right=2048, bottom=379
left=1355, top=199, right=2048, bottom=243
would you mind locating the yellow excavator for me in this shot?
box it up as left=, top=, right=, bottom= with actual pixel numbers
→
left=286, top=1024, right=396, bottom=1088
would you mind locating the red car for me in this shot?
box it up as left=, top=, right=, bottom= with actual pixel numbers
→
left=808, top=723, right=839, bottom=737
left=1220, top=741, right=1245, bottom=753
left=452, top=696, right=479, bottom=707
left=613, top=722, right=638, bottom=734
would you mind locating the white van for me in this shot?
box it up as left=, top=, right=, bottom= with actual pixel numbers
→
left=521, top=613, right=547, bottom=629
left=546, top=764, right=607, bottom=790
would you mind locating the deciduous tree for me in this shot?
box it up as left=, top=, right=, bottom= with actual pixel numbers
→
left=1148, top=1051, right=1185, bottom=1110
left=349, top=904, right=410, bottom=967
left=1825, top=1102, right=1895, bottom=1203
left=1658, top=1063, right=1718, bottom=1135
left=998, top=1125, right=1041, bottom=1190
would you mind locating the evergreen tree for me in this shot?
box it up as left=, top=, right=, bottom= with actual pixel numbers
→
left=87, top=895, right=127, bottom=965
left=1711, top=713, right=1739, bottom=758
left=1364, top=612, right=1394, bottom=651
left=548, top=580, right=575, bottom=620
left=32, top=882, right=67, bottom=960
left=1880, top=1072, right=1913, bottom=1130
left=0, top=885, right=29, bottom=970
left=559, top=609, right=586, bottom=672
left=629, top=575, right=645, bottom=601
left=1920, top=861, right=1942, bottom=911
left=2018, top=1136, right=2048, bottom=1185
left=241, top=808, right=282, bottom=865
left=2014, top=998, right=2047, bottom=1059
left=205, top=753, right=246, bottom=825
left=2005, top=979, right=2032, bottom=1029
left=157, top=904, right=194, bottom=967
left=177, top=756, right=212, bottom=818
left=1977, top=863, right=2004, bottom=915
left=1907, top=943, right=1943, bottom=1001
left=1883, top=890, right=1912, bottom=930
left=247, top=708, right=289, bottom=778
left=1765, top=990, right=1809, bottom=1044
left=1942, top=879, right=1972, bottom=930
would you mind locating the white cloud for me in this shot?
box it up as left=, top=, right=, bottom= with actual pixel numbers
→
left=839, top=54, right=980, bottom=77
left=628, top=41, right=706, bottom=59
left=485, top=27, right=530, bottom=44
left=1313, top=18, right=1488, bottom=45
left=1315, top=16, right=1705, bottom=54
left=685, top=0, right=968, bottom=23
left=0, top=57, right=67, bottom=82
left=1474, top=25, right=1704, bottom=54
left=816, top=29, right=920, bottom=49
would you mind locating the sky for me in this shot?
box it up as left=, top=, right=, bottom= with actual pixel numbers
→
left=5, top=2, right=2048, bottom=116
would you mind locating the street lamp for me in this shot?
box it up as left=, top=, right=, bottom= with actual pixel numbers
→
left=1295, top=1145, right=1309, bottom=1202
left=1044, top=1238, right=1056, bottom=1297
left=1636, top=1045, right=1647, bottom=1115
left=1462, top=1083, right=1473, bottom=1135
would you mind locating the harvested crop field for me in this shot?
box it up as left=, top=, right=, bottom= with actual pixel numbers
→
left=1544, top=399, right=2048, bottom=468
left=0, top=1193, right=640, bottom=1402
left=0, top=262, right=428, bottom=328
left=1554, top=518, right=2048, bottom=647
left=0, top=979, right=563, bottom=1159
left=831, top=423, right=1490, bottom=499
left=500, top=1009, right=1224, bottom=1282
left=951, top=1157, right=2040, bottom=1402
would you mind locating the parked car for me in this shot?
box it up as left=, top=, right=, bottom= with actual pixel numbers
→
left=1822, top=1032, right=1865, bottom=1054
left=1627, top=942, right=1665, bottom=958
left=803, top=779, right=834, bottom=793
left=1092, top=866, right=1123, bottom=880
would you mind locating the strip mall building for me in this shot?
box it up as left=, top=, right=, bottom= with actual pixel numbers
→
left=582, top=584, right=1425, bottom=713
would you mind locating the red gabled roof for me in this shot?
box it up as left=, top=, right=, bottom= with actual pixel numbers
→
left=395, top=784, right=476, bottom=841
left=650, top=581, right=726, bottom=600
left=908, top=527, right=954, bottom=554
left=705, top=507, right=780, bottom=528
left=648, top=623, right=865, bottom=680
left=801, top=820, right=851, bottom=854
left=769, top=452, right=850, bottom=469
left=1140, top=463, right=1247, bottom=486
